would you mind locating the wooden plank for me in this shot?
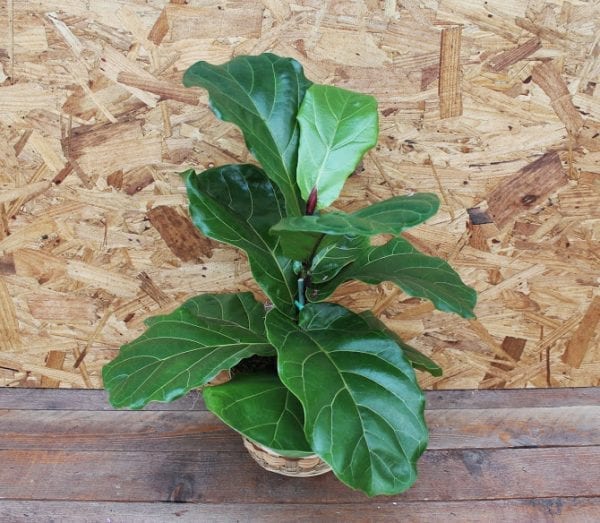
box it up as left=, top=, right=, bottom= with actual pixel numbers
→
left=0, top=388, right=202, bottom=411
left=2, top=387, right=600, bottom=411
left=0, top=388, right=598, bottom=514
left=2, top=498, right=600, bottom=523
left=426, top=405, right=600, bottom=449
left=2, top=404, right=597, bottom=452
left=0, top=446, right=598, bottom=502
left=0, top=410, right=236, bottom=453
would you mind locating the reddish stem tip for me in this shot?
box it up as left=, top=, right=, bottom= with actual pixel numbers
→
left=306, top=187, right=318, bottom=215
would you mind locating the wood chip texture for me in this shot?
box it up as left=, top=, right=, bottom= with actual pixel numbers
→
left=0, top=1, right=598, bottom=390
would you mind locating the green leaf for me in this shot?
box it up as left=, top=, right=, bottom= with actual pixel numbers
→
left=266, top=303, right=428, bottom=496
left=276, top=229, right=323, bottom=262
left=183, top=54, right=312, bottom=216
left=359, top=311, right=442, bottom=377
left=272, top=194, right=438, bottom=268
left=310, top=237, right=477, bottom=318
left=296, top=84, right=378, bottom=209
left=184, top=164, right=296, bottom=315
left=203, top=373, right=313, bottom=457
left=309, top=234, right=369, bottom=284
left=272, top=193, right=440, bottom=237
left=103, top=293, right=274, bottom=409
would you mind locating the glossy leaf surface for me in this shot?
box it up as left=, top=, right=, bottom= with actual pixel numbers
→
left=203, top=373, right=313, bottom=457
left=309, top=234, right=369, bottom=284
left=184, top=165, right=296, bottom=315
left=359, top=311, right=443, bottom=376
left=310, top=237, right=477, bottom=318
left=296, top=84, right=378, bottom=209
left=183, top=54, right=312, bottom=216
left=103, top=293, right=273, bottom=409
left=266, top=303, right=428, bottom=496
left=276, top=229, right=323, bottom=262
left=272, top=193, right=439, bottom=237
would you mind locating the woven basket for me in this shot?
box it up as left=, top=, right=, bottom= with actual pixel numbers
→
left=242, top=437, right=332, bottom=477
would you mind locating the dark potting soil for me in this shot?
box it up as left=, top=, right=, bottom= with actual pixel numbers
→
left=232, top=355, right=277, bottom=376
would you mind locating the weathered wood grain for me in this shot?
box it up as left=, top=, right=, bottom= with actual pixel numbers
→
left=3, top=387, right=600, bottom=410
left=2, top=498, right=599, bottom=523
left=1, top=446, right=598, bottom=503
left=2, top=404, right=597, bottom=452
left=0, top=387, right=597, bottom=519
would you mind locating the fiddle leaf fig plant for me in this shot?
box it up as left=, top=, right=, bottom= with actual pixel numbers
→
left=103, top=53, right=477, bottom=497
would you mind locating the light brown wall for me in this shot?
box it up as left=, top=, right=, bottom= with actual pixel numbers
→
left=0, top=0, right=598, bottom=389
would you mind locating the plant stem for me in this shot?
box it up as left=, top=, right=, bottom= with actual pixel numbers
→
left=307, top=233, right=326, bottom=265
left=296, top=277, right=305, bottom=310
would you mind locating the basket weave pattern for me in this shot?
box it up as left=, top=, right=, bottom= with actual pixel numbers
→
left=242, top=437, right=332, bottom=477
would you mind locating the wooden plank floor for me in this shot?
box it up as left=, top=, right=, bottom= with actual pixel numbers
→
left=1, top=388, right=599, bottom=522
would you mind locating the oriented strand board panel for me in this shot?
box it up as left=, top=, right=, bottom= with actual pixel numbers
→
left=0, top=0, right=598, bottom=390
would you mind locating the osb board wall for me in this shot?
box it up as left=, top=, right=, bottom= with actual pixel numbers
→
left=0, top=0, right=598, bottom=390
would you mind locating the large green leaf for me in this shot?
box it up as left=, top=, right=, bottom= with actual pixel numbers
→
left=359, top=311, right=442, bottom=377
left=272, top=193, right=440, bottom=237
left=309, top=234, right=369, bottom=284
left=183, top=54, right=312, bottom=216
left=103, top=293, right=274, bottom=409
left=309, top=237, right=477, bottom=318
left=203, top=373, right=313, bottom=457
left=184, top=164, right=296, bottom=315
left=266, top=303, right=428, bottom=496
left=296, top=84, right=378, bottom=209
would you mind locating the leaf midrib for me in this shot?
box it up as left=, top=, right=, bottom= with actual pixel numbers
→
left=114, top=342, right=261, bottom=402
left=193, top=188, right=295, bottom=308
left=202, top=60, right=302, bottom=214
left=308, top=92, right=353, bottom=193
left=298, top=333, right=417, bottom=482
